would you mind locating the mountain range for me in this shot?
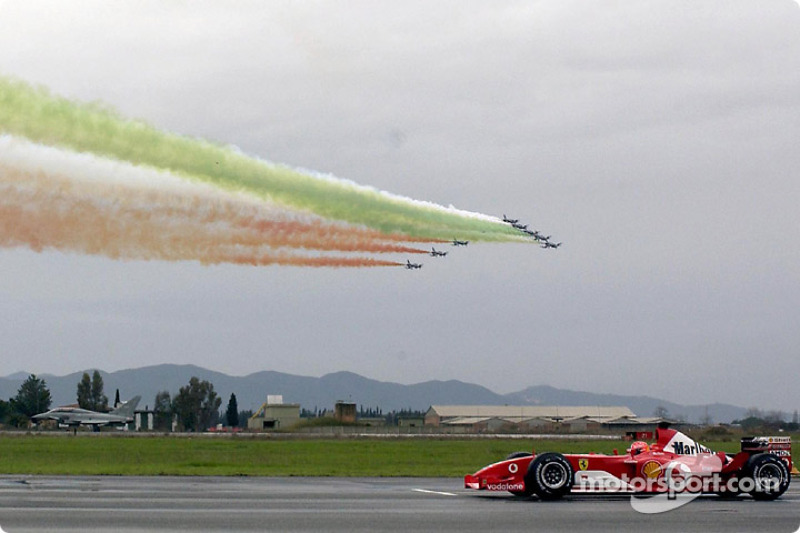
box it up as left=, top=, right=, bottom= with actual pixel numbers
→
left=0, top=365, right=750, bottom=424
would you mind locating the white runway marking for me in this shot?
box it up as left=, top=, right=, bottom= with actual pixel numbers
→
left=412, top=488, right=457, bottom=496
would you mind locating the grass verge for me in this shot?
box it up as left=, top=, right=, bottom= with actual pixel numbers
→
left=0, top=434, right=763, bottom=477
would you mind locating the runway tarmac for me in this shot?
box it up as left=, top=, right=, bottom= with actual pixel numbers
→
left=0, top=476, right=798, bottom=532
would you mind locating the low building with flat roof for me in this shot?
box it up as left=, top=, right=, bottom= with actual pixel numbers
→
left=248, top=397, right=300, bottom=431
left=424, top=405, right=659, bottom=433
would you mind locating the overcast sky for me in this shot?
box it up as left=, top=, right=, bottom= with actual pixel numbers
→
left=1, top=1, right=798, bottom=411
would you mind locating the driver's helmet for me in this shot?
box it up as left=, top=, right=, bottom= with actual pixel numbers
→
left=630, top=441, right=649, bottom=456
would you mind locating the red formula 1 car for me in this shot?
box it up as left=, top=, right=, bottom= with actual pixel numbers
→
left=465, top=426, right=792, bottom=501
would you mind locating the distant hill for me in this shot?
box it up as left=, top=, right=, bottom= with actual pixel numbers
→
left=0, top=366, right=506, bottom=414
left=0, top=366, right=748, bottom=423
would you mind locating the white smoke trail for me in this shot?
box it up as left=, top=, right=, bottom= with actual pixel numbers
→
left=0, top=135, right=291, bottom=218
left=296, top=165, right=504, bottom=224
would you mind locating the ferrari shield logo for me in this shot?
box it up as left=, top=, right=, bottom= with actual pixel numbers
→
left=578, top=458, right=589, bottom=471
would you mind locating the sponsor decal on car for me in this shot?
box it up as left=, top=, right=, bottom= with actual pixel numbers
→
left=578, top=458, right=589, bottom=471
left=665, top=432, right=711, bottom=455
left=486, top=483, right=525, bottom=492
left=641, top=461, right=662, bottom=479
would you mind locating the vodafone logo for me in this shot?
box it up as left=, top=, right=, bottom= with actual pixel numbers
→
left=486, top=483, right=525, bottom=492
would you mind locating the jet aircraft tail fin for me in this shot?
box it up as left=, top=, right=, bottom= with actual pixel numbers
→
left=111, top=395, right=141, bottom=418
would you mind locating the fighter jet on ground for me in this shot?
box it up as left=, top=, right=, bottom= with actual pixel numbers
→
left=430, top=248, right=448, bottom=257
left=32, top=396, right=141, bottom=431
left=405, top=260, right=423, bottom=269
left=452, top=239, right=469, bottom=246
left=502, top=214, right=519, bottom=224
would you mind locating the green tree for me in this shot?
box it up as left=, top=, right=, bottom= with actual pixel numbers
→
left=153, top=391, right=173, bottom=431
left=0, top=399, right=11, bottom=425
left=225, top=393, right=239, bottom=427
left=11, top=374, right=52, bottom=421
left=77, top=371, right=108, bottom=411
left=172, top=377, right=221, bottom=432
left=77, top=372, right=92, bottom=409
left=90, top=370, right=109, bottom=412
left=238, top=409, right=253, bottom=428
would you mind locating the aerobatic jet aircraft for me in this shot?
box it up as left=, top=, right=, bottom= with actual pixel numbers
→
left=502, top=214, right=519, bottom=224
left=405, top=260, right=423, bottom=269
left=430, top=248, right=448, bottom=257
left=541, top=242, right=562, bottom=249
left=452, top=239, right=469, bottom=246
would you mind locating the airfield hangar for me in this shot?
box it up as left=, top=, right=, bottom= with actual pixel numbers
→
left=424, top=405, right=663, bottom=433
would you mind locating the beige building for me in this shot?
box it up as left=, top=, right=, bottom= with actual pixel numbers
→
left=248, top=397, right=301, bottom=431
left=425, top=405, right=659, bottom=433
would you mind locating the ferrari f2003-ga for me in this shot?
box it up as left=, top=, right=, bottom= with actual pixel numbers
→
left=464, top=426, right=791, bottom=500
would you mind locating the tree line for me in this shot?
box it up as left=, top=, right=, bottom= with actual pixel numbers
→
left=1, top=373, right=423, bottom=431
left=0, top=372, right=247, bottom=432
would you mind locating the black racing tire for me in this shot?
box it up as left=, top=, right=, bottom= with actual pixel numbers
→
left=743, top=453, right=790, bottom=501
left=505, top=452, right=534, bottom=496
left=524, top=452, right=574, bottom=500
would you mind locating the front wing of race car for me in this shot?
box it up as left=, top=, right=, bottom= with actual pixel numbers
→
left=464, top=456, right=531, bottom=493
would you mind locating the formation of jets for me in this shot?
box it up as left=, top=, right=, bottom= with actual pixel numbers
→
left=503, top=214, right=562, bottom=250
left=405, top=214, right=559, bottom=270
left=406, top=242, right=466, bottom=270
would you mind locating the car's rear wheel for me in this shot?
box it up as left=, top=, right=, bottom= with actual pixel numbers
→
left=743, top=453, right=790, bottom=501
left=524, top=452, right=573, bottom=500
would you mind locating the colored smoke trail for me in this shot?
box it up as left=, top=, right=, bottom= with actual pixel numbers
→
left=0, top=165, right=400, bottom=267
left=0, top=137, right=419, bottom=266
left=0, top=76, right=523, bottom=242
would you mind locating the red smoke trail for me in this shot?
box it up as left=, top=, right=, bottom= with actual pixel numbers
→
left=0, top=166, right=405, bottom=267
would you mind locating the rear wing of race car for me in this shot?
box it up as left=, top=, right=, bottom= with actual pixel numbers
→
left=741, top=436, right=795, bottom=473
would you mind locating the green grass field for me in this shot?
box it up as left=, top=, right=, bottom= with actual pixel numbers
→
left=0, top=434, right=773, bottom=477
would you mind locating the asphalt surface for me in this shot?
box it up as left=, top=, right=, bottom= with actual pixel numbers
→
left=0, top=476, right=798, bottom=533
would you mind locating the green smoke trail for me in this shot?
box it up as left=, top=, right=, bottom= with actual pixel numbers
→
left=0, top=76, right=523, bottom=242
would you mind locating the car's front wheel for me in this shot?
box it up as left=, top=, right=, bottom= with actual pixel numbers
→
left=524, top=452, right=573, bottom=500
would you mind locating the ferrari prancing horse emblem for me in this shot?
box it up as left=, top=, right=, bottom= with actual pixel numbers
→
left=578, top=458, right=589, bottom=471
